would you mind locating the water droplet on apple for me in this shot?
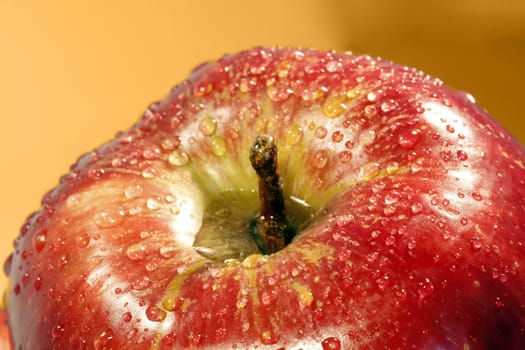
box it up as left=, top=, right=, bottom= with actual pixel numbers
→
left=326, top=60, right=342, bottom=73
left=470, top=238, right=482, bottom=252
left=94, top=330, right=114, bottom=350
left=471, top=192, right=483, bottom=201
left=74, top=232, right=90, bottom=248
left=146, top=198, right=161, bottom=210
left=364, top=104, right=377, bottom=117
left=286, top=124, right=304, bottom=146
left=145, top=258, right=160, bottom=272
left=162, top=333, right=177, bottom=345
left=313, top=149, right=329, bottom=169
left=94, top=210, right=123, bottom=228
left=122, top=312, right=132, bottom=323
left=398, top=129, right=421, bottom=149
left=366, top=91, right=377, bottom=102
left=360, top=129, right=376, bottom=145
left=52, top=323, right=65, bottom=339
left=143, top=146, right=161, bottom=160
left=131, top=276, right=151, bottom=290
left=126, top=244, right=147, bottom=261
left=260, top=330, right=279, bottom=345
left=411, top=202, right=424, bottom=214
left=199, top=116, right=217, bottom=136
left=322, top=336, right=341, bottom=350
left=380, top=99, right=398, bottom=113
left=386, top=161, right=399, bottom=174
left=323, top=94, right=347, bottom=118
left=124, top=184, right=144, bottom=199
left=384, top=192, right=400, bottom=205
left=260, top=290, right=277, bottom=305
left=460, top=217, right=468, bottom=225
left=146, top=305, right=167, bottom=322
left=159, top=245, right=176, bottom=259
left=4, top=254, right=13, bottom=276
left=332, top=130, right=344, bottom=143
left=418, top=278, right=434, bottom=301
left=141, top=167, right=157, bottom=179
left=188, top=332, right=203, bottom=346
left=495, top=297, right=505, bottom=308
left=338, top=151, right=352, bottom=163
left=33, top=229, right=47, bottom=253
left=457, top=150, right=468, bottom=161
left=315, top=126, right=328, bottom=138
left=210, top=136, right=226, bottom=156
left=168, top=150, right=189, bottom=166
left=33, top=275, right=42, bottom=291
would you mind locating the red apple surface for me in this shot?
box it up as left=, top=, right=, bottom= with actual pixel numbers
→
left=0, top=310, right=12, bottom=349
left=4, top=47, right=525, bottom=349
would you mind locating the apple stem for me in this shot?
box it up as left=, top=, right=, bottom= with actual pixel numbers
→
left=249, top=135, right=291, bottom=254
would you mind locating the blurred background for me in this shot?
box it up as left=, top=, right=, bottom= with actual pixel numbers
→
left=1, top=0, right=524, bottom=294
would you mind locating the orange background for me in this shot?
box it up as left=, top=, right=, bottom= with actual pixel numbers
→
left=1, top=0, right=524, bottom=295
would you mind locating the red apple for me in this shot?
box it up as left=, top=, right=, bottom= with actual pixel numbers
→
left=0, top=310, right=12, bottom=349
left=4, top=47, right=525, bottom=349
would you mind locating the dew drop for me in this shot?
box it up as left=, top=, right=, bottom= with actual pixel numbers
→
left=338, top=151, right=352, bottom=164
left=146, top=305, right=167, bottom=322
left=260, top=330, right=279, bottom=345
left=198, top=116, right=217, bottom=136
left=457, top=150, right=468, bottom=161
left=159, top=245, right=177, bottom=259
left=315, top=126, right=328, bottom=139
left=326, top=60, right=342, bottom=73
left=418, top=278, right=434, bottom=301
left=122, top=312, right=132, bottom=323
left=131, top=276, right=151, bottom=290
left=322, top=336, right=341, bottom=350
left=398, top=129, right=421, bottom=149
left=260, top=290, right=277, bottom=305
left=380, top=99, right=398, bottom=113
left=168, top=150, right=189, bottom=166
left=94, top=210, right=123, bottom=229
left=126, top=244, right=146, bottom=261
left=331, top=131, right=343, bottom=143
left=210, top=136, right=226, bottom=156
left=366, top=91, right=378, bottom=102
left=286, top=125, right=304, bottom=146
left=384, top=192, right=400, bottom=205
left=33, top=275, right=42, bottom=291
left=142, top=146, right=161, bottom=160
left=146, top=198, right=161, bottom=210
left=495, top=297, right=505, bottom=309
left=94, top=330, right=114, bottom=350
left=322, top=95, right=347, bottom=118
left=386, top=161, right=399, bottom=174
left=364, top=105, right=377, bottom=118
left=74, top=232, right=90, bottom=248
left=124, top=185, right=144, bottom=199
left=4, top=254, right=13, bottom=276
left=460, top=217, right=468, bottom=225
left=33, top=229, right=47, bottom=253
left=360, top=130, right=376, bottom=145
left=471, top=192, right=483, bottom=201
left=52, top=324, right=65, bottom=339
left=141, top=167, right=157, bottom=179
left=470, top=238, right=482, bottom=251
left=312, top=150, right=329, bottom=169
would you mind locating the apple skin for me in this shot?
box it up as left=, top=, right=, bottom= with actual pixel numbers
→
left=4, top=47, right=525, bottom=349
left=0, top=310, right=12, bottom=349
